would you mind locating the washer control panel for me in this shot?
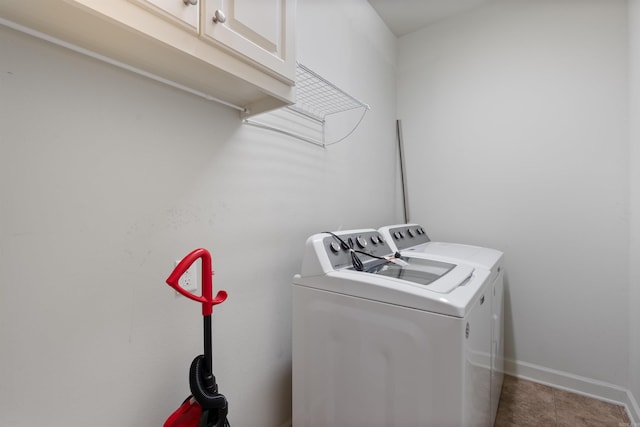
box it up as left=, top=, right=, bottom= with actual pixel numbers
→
left=323, top=231, right=393, bottom=270
left=386, top=224, right=430, bottom=251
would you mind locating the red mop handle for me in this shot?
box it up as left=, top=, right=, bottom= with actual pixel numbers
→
left=166, top=248, right=227, bottom=316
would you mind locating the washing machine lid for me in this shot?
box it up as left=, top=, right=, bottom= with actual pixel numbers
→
left=379, top=224, right=503, bottom=271
left=407, top=243, right=503, bottom=272
left=360, top=257, right=471, bottom=294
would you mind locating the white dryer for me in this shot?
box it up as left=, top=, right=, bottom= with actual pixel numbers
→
left=293, top=229, right=494, bottom=427
left=378, top=223, right=505, bottom=426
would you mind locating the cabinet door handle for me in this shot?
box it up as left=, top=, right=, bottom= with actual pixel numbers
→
left=183, top=0, right=197, bottom=5
left=212, top=9, right=227, bottom=23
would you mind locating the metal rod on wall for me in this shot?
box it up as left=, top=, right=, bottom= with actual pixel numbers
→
left=397, top=119, right=410, bottom=223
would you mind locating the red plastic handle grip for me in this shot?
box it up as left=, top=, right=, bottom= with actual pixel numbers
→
left=166, top=248, right=227, bottom=316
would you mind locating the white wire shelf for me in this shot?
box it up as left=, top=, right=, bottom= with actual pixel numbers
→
left=244, top=63, right=370, bottom=147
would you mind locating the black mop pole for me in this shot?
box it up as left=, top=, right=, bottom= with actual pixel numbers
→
left=203, top=314, right=217, bottom=393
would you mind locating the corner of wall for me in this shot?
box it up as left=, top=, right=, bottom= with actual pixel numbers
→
left=629, top=0, right=640, bottom=424
left=626, top=390, right=640, bottom=426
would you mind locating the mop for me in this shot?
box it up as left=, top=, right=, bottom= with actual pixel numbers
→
left=164, top=248, right=230, bottom=427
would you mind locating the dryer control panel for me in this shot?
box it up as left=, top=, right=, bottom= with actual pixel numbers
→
left=382, top=224, right=431, bottom=251
left=323, top=230, right=393, bottom=270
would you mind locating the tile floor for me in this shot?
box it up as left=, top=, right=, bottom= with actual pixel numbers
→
left=495, top=375, right=632, bottom=427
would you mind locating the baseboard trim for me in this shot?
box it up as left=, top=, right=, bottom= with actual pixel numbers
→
left=504, top=358, right=639, bottom=424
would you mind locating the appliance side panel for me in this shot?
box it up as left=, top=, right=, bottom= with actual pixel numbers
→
left=463, top=286, right=492, bottom=427
left=490, top=269, right=505, bottom=425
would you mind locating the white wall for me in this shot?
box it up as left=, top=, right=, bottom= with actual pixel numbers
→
left=397, top=0, right=630, bottom=397
left=629, top=0, right=640, bottom=418
left=0, top=0, right=397, bottom=425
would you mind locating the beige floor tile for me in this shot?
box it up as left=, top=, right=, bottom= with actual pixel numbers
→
left=500, top=375, right=555, bottom=405
left=495, top=399, right=556, bottom=427
left=495, top=376, right=556, bottom=427
left=495, top=375, right=632, bottom=427
left=554, top=388, right=630, bottom=427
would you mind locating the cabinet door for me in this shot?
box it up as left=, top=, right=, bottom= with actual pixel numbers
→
left=202, top=0, right=295, bottom=82
left=131, top=0, right=199, bottom=31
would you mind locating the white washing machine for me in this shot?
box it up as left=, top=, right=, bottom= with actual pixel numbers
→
left=378, top=223, right=505, bottom=426
left=292, top=229, right=494, bottom=427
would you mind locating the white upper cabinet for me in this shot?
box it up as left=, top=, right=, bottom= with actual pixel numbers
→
left=134, top=0, right=295, bottom=82
left=202, top=0, right=294, bottom=80
left=0, top=0, right=296, bottom=116
left=132, top=0, right=200, bottom=30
